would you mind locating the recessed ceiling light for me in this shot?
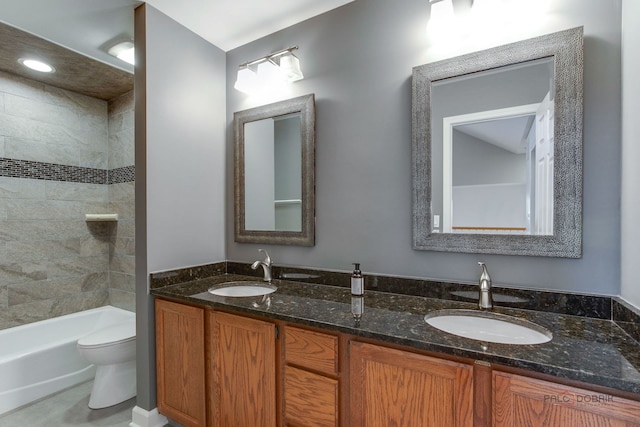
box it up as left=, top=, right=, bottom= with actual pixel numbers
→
left=108, top=41, right=134, bottom=65
left=18, top=58, right=55, bottom=73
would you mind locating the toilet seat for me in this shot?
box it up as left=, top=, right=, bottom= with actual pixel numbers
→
left=78, top=322, right=135, bottom=349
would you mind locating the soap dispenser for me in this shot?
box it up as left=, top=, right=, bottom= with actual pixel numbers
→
left=351, top=263, right=364, bottom=296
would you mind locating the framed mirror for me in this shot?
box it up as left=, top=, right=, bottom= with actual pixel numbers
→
left=412, top=27, right=583, bottom=257
left=234, top=94, right=315, bottom=246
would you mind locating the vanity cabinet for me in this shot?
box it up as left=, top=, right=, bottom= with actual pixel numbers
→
left=493, top=371, right=640, bottom=427
left=155, top=298, right=640, bottom=427
left=349, top=341, right=474, bottom=427
left=155, top=299, right=206, bottom=427
left=207, top=310, right=277, bottom=427
left=282, top=325, right=340, bottom=427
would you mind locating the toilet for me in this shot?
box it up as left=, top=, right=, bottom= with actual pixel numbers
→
left=77, top=320, right=136, bottom=409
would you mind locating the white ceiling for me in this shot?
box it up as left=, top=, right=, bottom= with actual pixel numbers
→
left=146, top=0, right=354, bottom=51
left=0, top=0, right=354, bottom=73
left=456, top=115, right=534, bottom=154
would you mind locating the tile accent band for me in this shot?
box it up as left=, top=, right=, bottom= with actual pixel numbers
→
left=0, top=158, right=134, bottom=184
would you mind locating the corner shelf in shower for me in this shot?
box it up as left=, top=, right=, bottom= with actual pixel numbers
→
left=85, top=213, right=119, bottom=222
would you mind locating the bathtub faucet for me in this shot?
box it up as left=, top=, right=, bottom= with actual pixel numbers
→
left=251, top=249, right=272, bottom=283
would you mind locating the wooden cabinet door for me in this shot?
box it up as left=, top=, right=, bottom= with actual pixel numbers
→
left=208, top=311, right=276, bottom=427
left=155, top=299, right=206, bottom=427
left=493, top=371, right=640, bottom=427
left=350, top=341, right=473, bottom=427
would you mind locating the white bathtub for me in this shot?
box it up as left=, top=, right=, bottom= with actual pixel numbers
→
left=0, top=305, right=135, bottom=416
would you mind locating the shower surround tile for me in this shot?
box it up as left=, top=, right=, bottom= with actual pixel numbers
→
left=110, top=253, right=134, bottom=277
left=0, top=290, right=109, bottom=330
left=5, top=136, right=108, bottom=169
left=112, top=236, right=135, bottom=256
left=46, top=256, right=109, bottom=281
left=0, top=261, right=48, bottom=285
left=108, top=180, right=134, bottom=201
left=8, top=272, right=109, bottom=305
left=0, top=285, right=7, bottom=309
left=0, top=113, right=104, bottom=151
left=0, top=219, right=93, bottom=241
left=0, top=176, right=45, bottom=198
left=0, top=70, right=45, bottom=99
left=6, top=199, right=92, bottom=220
left=3, top=92, right=107, bottom=138
left=0, top=76, right=135, bottom=329
left=45, top=181, right=108, bottom=202
left=109, top=289, right=135, bottom=312
left=110, top=272, right=135, bottom=293
left=108, top=91, right=134, bottom=171
left=107, top=93, right=135, bottom=311
left=3, top=239, right=87, bottom=265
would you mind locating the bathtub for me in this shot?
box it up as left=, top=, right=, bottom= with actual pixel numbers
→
left=0, top=305, right=135, bottom=415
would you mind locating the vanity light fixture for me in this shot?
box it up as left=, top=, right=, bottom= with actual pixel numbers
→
left=234, top=66, right=258, bottom=94
left=471, top=0, right=552, bottom=22
left=18, top=58, right=55, bottom=73
left=471, top=0, right=519, bottom=19
left=257, top=60, right=286, bottom=84
left=427, top=0, right=456, bottom=36
left=234, top=46, right=303, bottom=94
left=107, top=41, right=135, bottom=65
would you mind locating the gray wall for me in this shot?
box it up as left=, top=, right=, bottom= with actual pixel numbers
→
left=245, top=119, right=275, bottom=230
left=274, top=116, right=302, bottom=201
left=621, top=0, right=640, bottom=307
left=135, top=4, right=226, bottom=412
left=143, top=5, right=226, bottom=273
left=226, top=0, right=623, bottom=295
left=452, top=132, right=526, bottom=186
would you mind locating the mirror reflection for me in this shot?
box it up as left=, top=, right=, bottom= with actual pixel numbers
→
left=234, top=94, right=315, bottom=246
left=431, top=58, right=554, bottom=235
left=244, top=113, right=302, bottom=232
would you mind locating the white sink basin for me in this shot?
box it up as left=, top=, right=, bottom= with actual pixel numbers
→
left=425, top=309, right=552, bottom=345
left=208, top=282, right=276, bottom=297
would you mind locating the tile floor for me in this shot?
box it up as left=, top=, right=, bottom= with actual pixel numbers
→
left=0, top=381, right=135, bottom=427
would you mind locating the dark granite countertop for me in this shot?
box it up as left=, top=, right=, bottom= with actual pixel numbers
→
left=151, top=273, right=640, bottom=396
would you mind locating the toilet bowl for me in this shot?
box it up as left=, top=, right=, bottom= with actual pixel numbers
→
left=77, top=320, right=136, bottom=409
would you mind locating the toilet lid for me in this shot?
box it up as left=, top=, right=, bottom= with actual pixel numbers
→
left=78, top=321, right=136, bottom=348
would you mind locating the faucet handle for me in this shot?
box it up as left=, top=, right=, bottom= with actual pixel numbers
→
left=477, top=262, right=493, bottom=310
left=258, top=248, right=271, bottom=266
left=478, top=262, right=491, bottom=287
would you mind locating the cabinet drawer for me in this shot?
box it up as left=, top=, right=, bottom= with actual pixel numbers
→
left=284, top=326, right=338, bottom=375
left=284, top=365, right=338, bottom=427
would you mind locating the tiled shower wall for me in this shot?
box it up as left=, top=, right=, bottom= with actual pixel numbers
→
left=107, top=91, right=135, bottom=312
left=0, top=70, right=134, bottom=330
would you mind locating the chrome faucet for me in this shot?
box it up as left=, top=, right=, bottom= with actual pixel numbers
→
left=251, top=249, right=272, bottom=283
left=478, top=262, right=493, bottom=310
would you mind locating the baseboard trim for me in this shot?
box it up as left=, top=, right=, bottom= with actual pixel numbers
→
left=129, top=406, right=168, bottom=427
